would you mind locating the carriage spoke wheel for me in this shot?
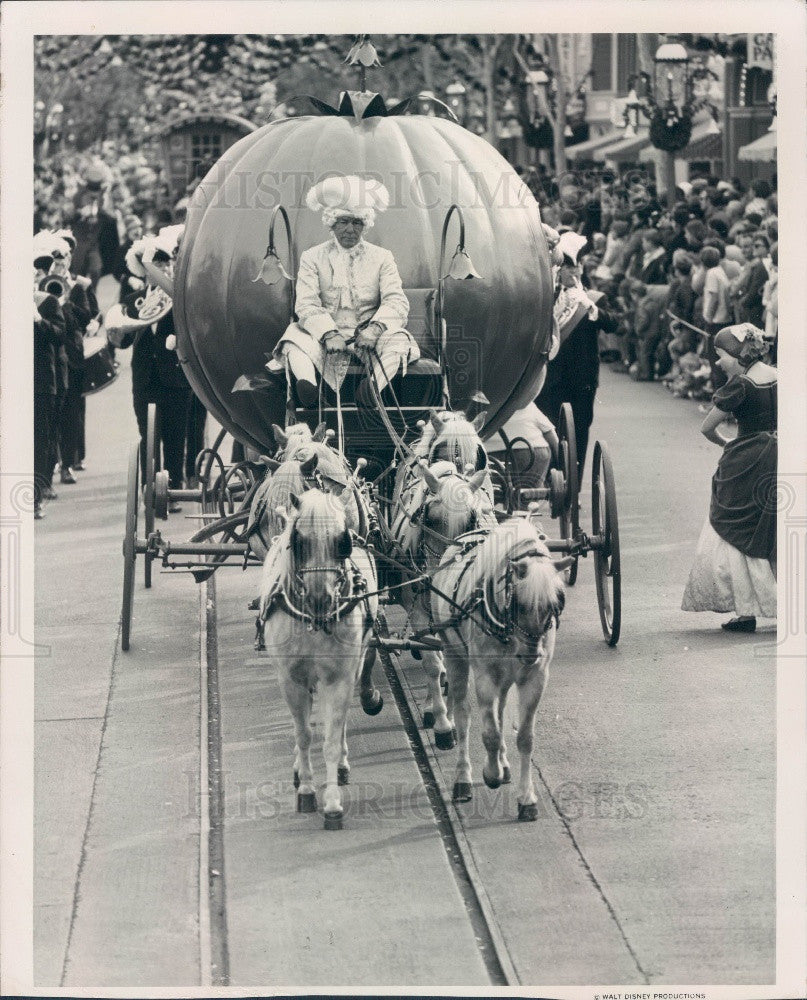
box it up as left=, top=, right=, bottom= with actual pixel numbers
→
left=144, top=403, right=159, bottom=587
left=558, top=403, right=579, bottom=586
left=121, top=442, right=140, bottom=651
left=592, top=440, right=621, bottom=646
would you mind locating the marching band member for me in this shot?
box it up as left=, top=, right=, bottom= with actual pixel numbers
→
left=106, top=226, right=190, bottom=507
left=47, top=229, right=100, bottom=479
left=33, top=236, right=68, bottom=518
left=267, top=175, right=419, bottom=408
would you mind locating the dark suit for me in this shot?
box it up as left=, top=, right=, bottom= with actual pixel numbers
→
left=58, top=283, right=98, bottom=470
left=536, top=299, right=618, bottom=480
left=131, top=311, right=191, bottom=489
left=34, top=296, right=66, bottom=503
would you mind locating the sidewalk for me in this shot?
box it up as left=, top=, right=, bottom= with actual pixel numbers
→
left=35, top=352, right=203, bottom=986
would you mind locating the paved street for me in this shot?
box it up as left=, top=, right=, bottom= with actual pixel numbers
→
left=34, top=351, right=775, bottom=988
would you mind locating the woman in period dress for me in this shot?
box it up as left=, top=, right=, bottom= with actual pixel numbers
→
left=682, top=324, right=777, bottom=632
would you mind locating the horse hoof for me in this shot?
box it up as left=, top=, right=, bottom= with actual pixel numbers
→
left=502, top=766, right=512, bottom=785
left=483, top=770, right=501, bottom=790
left=434, top=729, right=455, bottom=751
left=412, top=648, right=422, bottom=660
left=247, top=596, right=260, bottom=611
left=323, top=810, right=344, bottom=831
left=422, top=710, right=435, bottom=729
left=452, top=781, right=473, bottom=803
left=337, top=765, right=350, bottom=786
left=361, top=691, right=384, bottom=716
left=297, top=791, right=317, bottom=813
left=293, top=770, right=300, bottom=790
left=518, top=802, right=539, bottom=822
left=440, top=676, right=449, bottom=697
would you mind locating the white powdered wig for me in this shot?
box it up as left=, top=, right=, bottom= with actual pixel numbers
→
left=306, top=175, right=390, bottom=230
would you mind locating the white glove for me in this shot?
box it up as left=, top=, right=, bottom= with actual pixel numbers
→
left=165, top=333, right=177, bottom=351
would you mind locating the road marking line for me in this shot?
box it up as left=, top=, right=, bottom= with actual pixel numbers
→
left=198, top=582, right=212, bottom=988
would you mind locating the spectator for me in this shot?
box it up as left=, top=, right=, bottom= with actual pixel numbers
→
left=638, top=228, right=669, bottom=284
left=700, top=245, right=733, bottom=390
left=629, top=279, right=669, bottom=381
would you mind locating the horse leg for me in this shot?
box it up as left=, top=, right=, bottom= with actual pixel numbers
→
left=477, top=671, right=505, bottom=790
left=321, top=674, right=353, bottom=829
left=282, top=671, right=317, bottom=813
left=497, top=680, right=513, bottom=784
left=359, top=646, right=383, bottom=716
left=337, top=717, right=350, bottom=787
left=514, top=657, right=549, bottom=821
left=422, top=649, right=453, bottom=748
left=446, top=650, right=473, bottom=802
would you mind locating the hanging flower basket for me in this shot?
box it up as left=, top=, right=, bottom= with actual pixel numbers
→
left=649, top=108, right=693, bottom=152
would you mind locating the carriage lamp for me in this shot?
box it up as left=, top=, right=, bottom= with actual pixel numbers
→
left=254, top=205, right=295, bottom=285
left=439, top=205, right=481, bottom=282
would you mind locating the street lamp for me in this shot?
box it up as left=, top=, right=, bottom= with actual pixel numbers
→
left=623, top=85, right=642, bottom=138
left=417, top=91, right=437, bottom=117
left=641, top=38, right=708, bottom=208
left=445, top=80, right=467, bottom=125
left=467, top=98, right=486, bottom=136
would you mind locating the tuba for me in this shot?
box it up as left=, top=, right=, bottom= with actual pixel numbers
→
left=38, top=273, right=70, bottom=303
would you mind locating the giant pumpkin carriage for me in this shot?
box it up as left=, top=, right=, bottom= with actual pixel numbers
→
left=120, top=61, right=621, bottom=654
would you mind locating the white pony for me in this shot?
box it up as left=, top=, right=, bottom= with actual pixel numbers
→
left=257, top=487, right=378, bottom=830
left=389, top=459, right=496, bottom=746
left=429, top=516, right=572, bottom=821
left=247, top=423, right=367, bottom=561
left=393, top=409, right=492, bottom=507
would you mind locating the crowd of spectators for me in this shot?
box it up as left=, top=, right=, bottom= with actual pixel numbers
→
left=519, top=164, right=779, bottom=402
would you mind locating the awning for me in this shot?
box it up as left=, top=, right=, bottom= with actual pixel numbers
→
left=738, top=127, right=777, bottom=163
left=566, top=128, right=626, bottom=161
left=593, top=127, right=651, bottom=163
left=639, top=118, right=722, bottom=163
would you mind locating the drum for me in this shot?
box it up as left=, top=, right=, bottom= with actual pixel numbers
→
left=82, top=336, right=118, bottom=395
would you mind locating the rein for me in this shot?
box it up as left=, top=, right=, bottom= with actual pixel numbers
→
left=425, top=536, right=562, bottom=649
left=254, top=537, right=373, bottom=649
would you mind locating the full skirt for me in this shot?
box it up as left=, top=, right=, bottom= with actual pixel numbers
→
left=682, top=517, right=776, bottom=618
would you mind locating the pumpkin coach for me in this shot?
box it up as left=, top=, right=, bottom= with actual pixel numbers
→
left=119, top=41, right=621, bottom=664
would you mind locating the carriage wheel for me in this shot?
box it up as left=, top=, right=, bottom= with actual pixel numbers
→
left=592, top=440, right=621, bottom=646
left=121, top=442, right=140, bottom=651
left=558, top=404, right=579, bottom=586
left=144, top=404, right=159, bottom=587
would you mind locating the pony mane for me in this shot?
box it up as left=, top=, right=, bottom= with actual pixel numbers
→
left=475, top=519, right=564, bottom=621
left=428, top=413, right=485, bottom=472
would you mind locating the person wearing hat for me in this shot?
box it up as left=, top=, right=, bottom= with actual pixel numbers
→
left=535, top=231, right=619, bottom=481
left=682, top=324, right=776, bottom=632
left=267, top=175, right=419, bottom=408
left=107, top=227, right=190, bottom=505
left=67, top=166, right=120, bottom=288
left=33, top=260, right=68, bottom=517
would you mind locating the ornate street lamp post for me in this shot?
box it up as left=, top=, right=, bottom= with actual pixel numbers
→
left=644, top=39, right=694, bottom=208
left=445, top=80, right=467, bottom=126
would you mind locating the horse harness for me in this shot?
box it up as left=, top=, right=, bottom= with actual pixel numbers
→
left=254, top=535, right=375, bottom=649
left=425, top=529, right=563, bottom=654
